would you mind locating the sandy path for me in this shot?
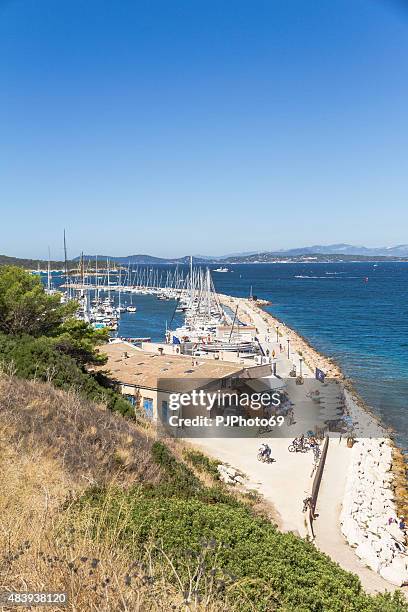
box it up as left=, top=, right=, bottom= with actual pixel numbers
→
left=206, top=294, right=405, bottom=594
left=194, top=435, right=314, bottom=536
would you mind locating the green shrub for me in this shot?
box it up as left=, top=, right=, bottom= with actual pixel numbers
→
left=0, top=333, right=133, bottom=417
left=151, top=441, right=203, bottom=497
left=76, top=485, right=407, bottom=612
left=182, top=448, right=220, bottom=480
left=151, top=443, right=241, bottom=506
left=0, top=266, right=132, bottom=414
left=73, top=444, right=408, bottom=611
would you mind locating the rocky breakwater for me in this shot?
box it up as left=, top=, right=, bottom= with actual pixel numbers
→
left=341, top=436, right=408, bottom=586
left=222, top=294, right=343, bottom=379
left=219, top=291, right=408, bottom=585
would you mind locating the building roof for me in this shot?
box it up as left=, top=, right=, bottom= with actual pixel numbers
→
left=96, top=341, right=243, bottom=391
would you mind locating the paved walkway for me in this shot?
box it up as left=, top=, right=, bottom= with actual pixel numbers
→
left=194, top=435, right=314, bottom=537
left=213, top=295, right=405, bottom=595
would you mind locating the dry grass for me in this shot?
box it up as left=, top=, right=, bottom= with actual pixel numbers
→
left=0, top=373, right=161, bottom=488
left=0, top=374, right=216, bottom=611
left=0, top=373, right=270, bottom=611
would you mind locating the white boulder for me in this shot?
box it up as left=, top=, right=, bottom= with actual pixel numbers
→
left=355, top=541, right=382, bottom=573
left=379, top=557, right=408, bottom=586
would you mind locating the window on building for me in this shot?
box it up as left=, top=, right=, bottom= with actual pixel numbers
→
left=143, top=397, right=153, bottom=419
left=161, top=400, right=168, bottom=423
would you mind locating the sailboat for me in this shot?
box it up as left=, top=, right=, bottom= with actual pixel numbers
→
left=45, top=247, right=57, bottom=295
left=117, top=267, right=126, bottom=312
left=166, top=266, right=259, bottom=355
left=126, top=291, right=136, bottom=312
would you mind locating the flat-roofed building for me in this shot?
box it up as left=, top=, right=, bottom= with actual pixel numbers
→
left=96, top=341, right=246, bottom=422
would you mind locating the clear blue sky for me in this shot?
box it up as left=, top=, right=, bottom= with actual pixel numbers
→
left=1, top=0, right=407, bottom=259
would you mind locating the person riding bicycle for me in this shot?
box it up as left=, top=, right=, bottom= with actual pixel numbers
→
left=259, top=443, right=271, bottom=459
left=295, top=433, right=305, bottom=450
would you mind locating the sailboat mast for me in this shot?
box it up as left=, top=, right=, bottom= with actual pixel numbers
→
left=63, top=229, right=68, bottom=287
left=118, top=266, right=122, bottom=309
left=95, top=255, right=99, bottom=301
left=189, top=255, right=194, bottom=304
left=107, top=258, right=110, bottom=300
left=47, top=247, right=51, bottom=292
left=80, top=252, right=85, bottom=296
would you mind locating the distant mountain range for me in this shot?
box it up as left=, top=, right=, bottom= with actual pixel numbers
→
left=2, top=244, right=408, bottom=269
left=76, top=254, right=203, bottom=264
left=265, top=244, right=408, bottom=257
left=75, top=244, right=408, bottom=264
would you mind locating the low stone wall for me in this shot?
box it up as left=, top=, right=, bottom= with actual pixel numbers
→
left=340, top=437, right=408, bottom=586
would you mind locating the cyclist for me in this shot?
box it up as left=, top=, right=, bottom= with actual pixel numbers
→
left=259, top=442, right=272, bottom=460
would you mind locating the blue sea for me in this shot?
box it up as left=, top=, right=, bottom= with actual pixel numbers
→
left=214, top=262, right=408, bottom=450
left=48, top=262, right=408, bottom=449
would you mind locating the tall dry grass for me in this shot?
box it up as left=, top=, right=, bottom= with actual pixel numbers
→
left=0, top=373, right=236, bottom=611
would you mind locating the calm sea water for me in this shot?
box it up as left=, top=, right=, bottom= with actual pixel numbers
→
left=48, top=262, right=408, bottom=448
left=213, top=262, right=408, bottom=449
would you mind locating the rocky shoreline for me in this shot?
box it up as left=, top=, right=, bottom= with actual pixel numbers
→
left=340, top=435, right=408, bottom=585
left=256, top=299, right=408, bottom=517
left=219, top=293, right=408, bottom=586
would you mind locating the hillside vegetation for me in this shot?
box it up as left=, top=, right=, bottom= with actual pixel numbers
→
left=0, top=254, right=68, bottom=269
left=0, top=265, right=407, bottom=610
left=0, top=375, right=406, bottom=611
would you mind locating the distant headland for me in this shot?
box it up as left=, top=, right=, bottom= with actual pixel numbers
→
left=2, top=243, right=408, bottom=269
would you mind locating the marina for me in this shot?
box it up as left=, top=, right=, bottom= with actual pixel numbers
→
left=38, top=259, right=408, bottom=591
left=54, top=257, right=265, bottom=362
left=4, top=0, right=408, bottom=606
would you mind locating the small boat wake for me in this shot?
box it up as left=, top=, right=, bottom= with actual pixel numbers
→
left=294, top=275, right=329, bottom=279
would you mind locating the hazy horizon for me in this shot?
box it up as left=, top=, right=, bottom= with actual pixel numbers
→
left=4, top=241, right=408, bottom=262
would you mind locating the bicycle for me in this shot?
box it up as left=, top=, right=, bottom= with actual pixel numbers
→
left=257, top=452, right=275, bottom=464
left=288, top=437, right=309, bottom=453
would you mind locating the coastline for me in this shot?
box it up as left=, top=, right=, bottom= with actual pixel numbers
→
left=221, top=293, right=406, bottom=451
left=253, top=297, right=408, bottom=519
left=214, top=292, right=408, bottom=589
left=221, top=291, right=407, bottom=501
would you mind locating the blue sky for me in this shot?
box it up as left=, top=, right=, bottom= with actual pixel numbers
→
left=1, top=0, right=407, bottom=258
